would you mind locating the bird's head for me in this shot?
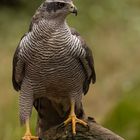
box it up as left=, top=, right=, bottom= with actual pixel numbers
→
left=40, top=0, right=78, bottom=20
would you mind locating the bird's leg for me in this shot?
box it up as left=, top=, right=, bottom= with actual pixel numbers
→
left=22, top=119, right=38, bottom=140
left=64, top=100, right=88, bottom=135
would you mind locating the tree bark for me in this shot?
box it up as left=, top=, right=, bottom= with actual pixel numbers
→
left=41, top=117, right=125, bottom=140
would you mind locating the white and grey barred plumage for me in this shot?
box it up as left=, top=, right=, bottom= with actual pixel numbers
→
left=12, top=0, right=96, bottom=126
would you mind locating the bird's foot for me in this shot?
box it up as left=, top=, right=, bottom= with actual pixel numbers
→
left=22, top=132, right=38, bottom=140
left=63, top=114, right=88, bottom=135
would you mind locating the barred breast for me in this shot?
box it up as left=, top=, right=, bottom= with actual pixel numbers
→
left=19, top=20, right=86, bottom=102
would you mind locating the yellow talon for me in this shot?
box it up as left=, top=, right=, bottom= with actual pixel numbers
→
left=22, top=119, right=39, bottom=140
left=22, top=132, right=38, bottom=140
left=64, top=101, right=88, bottom=135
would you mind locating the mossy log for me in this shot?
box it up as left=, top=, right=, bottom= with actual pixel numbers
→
left=40, top=117, right=125, bottom=140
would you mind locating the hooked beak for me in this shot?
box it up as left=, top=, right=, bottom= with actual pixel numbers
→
left=68, top=2, right=78, bottom=16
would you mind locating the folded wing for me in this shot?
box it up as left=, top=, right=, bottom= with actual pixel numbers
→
left=70, top=28, right=96, bottom=95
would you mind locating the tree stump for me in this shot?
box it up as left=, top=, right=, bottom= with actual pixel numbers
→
left=41, top=117, right=125, bottom=140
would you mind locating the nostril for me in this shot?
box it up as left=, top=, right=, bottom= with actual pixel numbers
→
left=71, top=6, right=73, bottom=9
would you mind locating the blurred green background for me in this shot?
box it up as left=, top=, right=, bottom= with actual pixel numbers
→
left=0, top=0, right=140, bottom=140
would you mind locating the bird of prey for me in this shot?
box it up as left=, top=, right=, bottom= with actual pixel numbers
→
left=12, top=0, right=96, bottom=139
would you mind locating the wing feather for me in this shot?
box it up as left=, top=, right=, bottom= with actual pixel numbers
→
left=12, top=34, right=26, bottom=91
left=70, top=28, right=96, bottom=95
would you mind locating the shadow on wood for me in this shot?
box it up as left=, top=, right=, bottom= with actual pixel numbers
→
left=41, top=117, right=125, bottom=140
